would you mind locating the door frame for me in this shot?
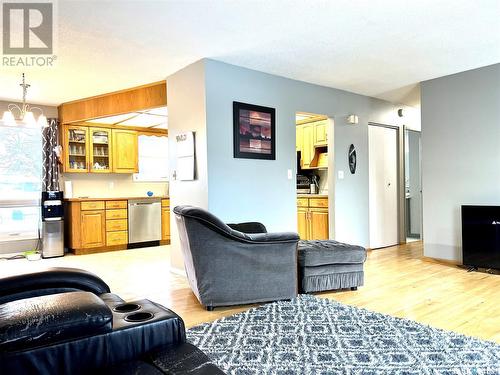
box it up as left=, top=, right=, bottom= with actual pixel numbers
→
left=368, top=122, right=405, bottom=246
left=404, top=127, right=423, bottom=241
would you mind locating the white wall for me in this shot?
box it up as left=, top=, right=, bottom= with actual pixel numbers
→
left=167, top=60, right=209, bottom=270
left=60, top=174, right=168, bottom=198
left=421, top=63, right=500, bottom=262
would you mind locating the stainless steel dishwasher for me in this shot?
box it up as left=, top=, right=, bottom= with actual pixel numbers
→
left=128, top=198, right=162, bottom=244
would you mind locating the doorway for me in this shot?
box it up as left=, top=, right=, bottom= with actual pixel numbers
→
left=368, top=124, right=399, bottom=249
left=295, top=112, right=333, bottom=240
left=404, top=129, right=422, bottom=242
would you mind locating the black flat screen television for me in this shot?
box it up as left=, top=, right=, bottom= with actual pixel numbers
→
left=462, top=205, right=500, bottom=269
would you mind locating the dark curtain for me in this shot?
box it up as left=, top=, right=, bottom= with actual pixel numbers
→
left=42, top=118, right=60, bottom=191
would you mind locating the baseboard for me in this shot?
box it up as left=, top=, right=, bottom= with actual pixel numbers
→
left=421, top=256, right=461, bottom=266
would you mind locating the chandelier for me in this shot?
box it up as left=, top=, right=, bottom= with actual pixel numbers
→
left=1, top=73, right=48, bottom=128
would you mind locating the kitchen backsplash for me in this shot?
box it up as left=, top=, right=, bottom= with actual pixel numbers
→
left=60, top=173, right=168, bottom=198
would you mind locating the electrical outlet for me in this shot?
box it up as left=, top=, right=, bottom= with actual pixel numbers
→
left=287, top=169, right=293, bottom=180
left=338, top=170, right=345, bottom=180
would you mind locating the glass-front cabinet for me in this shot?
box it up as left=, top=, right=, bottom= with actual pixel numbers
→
left=65, top=126, right=89, bottom=173
left=89, top=128, right=112, bottom=173
left=63, top=124, right=139, bottom=174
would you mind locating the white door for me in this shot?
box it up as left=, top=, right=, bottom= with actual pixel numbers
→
left=369, top=125, right=398, bottom=248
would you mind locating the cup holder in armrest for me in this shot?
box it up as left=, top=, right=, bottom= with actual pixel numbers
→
left=113, top=303, right=141, bottom=313
left=125, top=312, right=154, bottom=323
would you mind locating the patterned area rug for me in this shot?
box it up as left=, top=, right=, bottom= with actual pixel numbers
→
left=187, top=295, right=500, bottom=374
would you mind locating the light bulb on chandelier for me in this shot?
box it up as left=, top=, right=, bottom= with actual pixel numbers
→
left=1, top=73, right=49, bottom=128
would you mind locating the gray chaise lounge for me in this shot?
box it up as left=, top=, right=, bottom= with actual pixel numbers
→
left=173, top=206, right=299, bottom=310
left=298, top=240, right=367, bottom=293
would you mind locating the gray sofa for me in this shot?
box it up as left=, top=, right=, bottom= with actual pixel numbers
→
left=173, top=206, right=300, bottom=310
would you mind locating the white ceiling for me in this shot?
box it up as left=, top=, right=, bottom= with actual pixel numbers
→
left=1, top=0, right=499, bottom=107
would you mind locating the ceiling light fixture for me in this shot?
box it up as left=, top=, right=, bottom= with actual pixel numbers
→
left=2, top=73, right=48, bottom=128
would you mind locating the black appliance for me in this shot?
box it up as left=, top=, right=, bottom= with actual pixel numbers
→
left=41, top=191, right=64, bottom=258
left=42, top=191, right=63, bottom=219
left=462, top=205, right=500, bottom=269
left=297, top=175, right=311, bottom=194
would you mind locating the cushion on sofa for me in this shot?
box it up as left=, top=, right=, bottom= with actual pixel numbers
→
left=298, top=240, right=367, bottom=267
left=0, top=291, right=112, bottom=351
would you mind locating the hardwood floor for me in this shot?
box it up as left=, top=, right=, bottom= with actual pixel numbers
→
left=2, top=241, right=499, bottom=342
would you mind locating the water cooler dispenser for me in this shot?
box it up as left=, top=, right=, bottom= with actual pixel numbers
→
left=41, top=191, right=64, bottom=258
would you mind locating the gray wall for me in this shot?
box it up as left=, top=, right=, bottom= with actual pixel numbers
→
left=421, top=63, right=500, bottom=262
left=167, top=59, right=419, bottom=271
left=203, top=59, right=418, bottom=245
left=167, top=60, right=209, bottom=270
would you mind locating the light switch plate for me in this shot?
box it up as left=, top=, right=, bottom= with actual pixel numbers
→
left=287, top=169, right=293, bottom=179
left=338, top=170, right=345, bottom=180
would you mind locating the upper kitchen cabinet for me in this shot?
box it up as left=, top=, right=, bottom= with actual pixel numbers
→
left=314, top=120, right=328, bottom=146
left=300, top=124, right=315, bottom=169
left=64, top=126, right=89, bottom=173
left=58, top=81, right=168, bottom=175
left=62, top=125, right=139, bottom=174
left=89, top=128, right=112, bottom=173
left=112, top=129, right=138, bottom=173
left=296, top=114, right=329, bottom=170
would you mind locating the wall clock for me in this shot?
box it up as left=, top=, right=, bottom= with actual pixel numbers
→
left=348, top=144, right=356, bottom=174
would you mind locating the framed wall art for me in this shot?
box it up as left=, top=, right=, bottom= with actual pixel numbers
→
left=233, top=101, right=276, bottom=160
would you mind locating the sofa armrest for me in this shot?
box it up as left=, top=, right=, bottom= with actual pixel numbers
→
left=227, top=222, right=267, bottom=234
left=247, top=232, right=300, bottom=244
left=0, top=267, right=111, bottom=305
left=0, top=291, right=112, bottom=352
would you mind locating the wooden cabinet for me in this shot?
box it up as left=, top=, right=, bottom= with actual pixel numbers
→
left=81, top=210, right=106, bottom=248
left=64, top=126, right=89, bottom=173
left=314, top=120, right=328, bottom=145
left=310, top=209, right=329, bottom=239
left=112, top=130, right=138, bottom=173
left=62, top=125, right=138, bottom=174
left=161, top=199, right=170, bottom=243
left=297, top=207, right=309, bottom=240
left=89, top=127, right=112, bottom=173
left=296, top=125, right=303, bottom=152
left=66, top=198, right=167, bottom=254
left=105, top=200, right=128, bottom=247
left=300, top=124, right=315, bottom=169
left=297, top=196, right=330, bottom=240
left=296, top=119, right=328, bottom=169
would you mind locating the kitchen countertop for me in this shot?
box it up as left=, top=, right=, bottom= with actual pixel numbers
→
left=64, top=196, right=169, bottom=202
left=297, top=194, right=328, bottom=198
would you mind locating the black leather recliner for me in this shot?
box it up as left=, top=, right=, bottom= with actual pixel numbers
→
left=0, top=267, right=225, bottom=374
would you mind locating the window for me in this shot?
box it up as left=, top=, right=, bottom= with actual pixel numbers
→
left=133, top=135, right=169, bottom=182
left=0, top=122, right=42, bottom=242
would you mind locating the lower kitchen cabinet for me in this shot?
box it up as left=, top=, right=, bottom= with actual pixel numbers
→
left=309, top=209, right=329, bottom=240
left=65, top=197, right=169, bottom=254
left=297, top=207, right=309, bottom=240
left=81, top=210, right=106, bottom=248
left=161, top=199, right=171, bottom=243
left=106, top=231, right=128, bottom=246
left=297, top=196, right=330, bottom=240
